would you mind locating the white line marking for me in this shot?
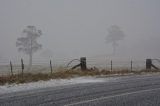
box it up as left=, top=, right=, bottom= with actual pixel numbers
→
left=65, top=87, right=160, bottom=106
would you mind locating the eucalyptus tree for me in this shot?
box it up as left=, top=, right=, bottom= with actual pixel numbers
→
left=16, top=26, right=42, bottom=70
left=106, top=25, right=125, bottom=55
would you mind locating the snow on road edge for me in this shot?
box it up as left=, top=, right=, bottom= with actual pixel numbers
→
left=0, top=77, right=118, bottom=95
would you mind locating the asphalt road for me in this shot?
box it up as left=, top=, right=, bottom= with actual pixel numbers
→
left=0, top=74, right=160, bottom=106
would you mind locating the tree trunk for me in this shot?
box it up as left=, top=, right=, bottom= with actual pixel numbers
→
left=29, top=37, right=33, bottom=71
left=112, top=42, right=118, bottom=55
left=29, top=52, right=32, bottom=71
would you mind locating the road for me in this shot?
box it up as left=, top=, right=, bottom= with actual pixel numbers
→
left=0, top=74, right=160, bottom=106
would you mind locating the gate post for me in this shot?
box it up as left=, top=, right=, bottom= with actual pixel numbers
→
left=146, top=59, right=152, bottom=70
left=80, top=57, right=87, bottom=70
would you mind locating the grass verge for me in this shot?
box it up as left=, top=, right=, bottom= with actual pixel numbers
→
left=0, top=69, right=159, bottom=85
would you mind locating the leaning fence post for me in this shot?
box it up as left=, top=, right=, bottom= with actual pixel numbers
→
left=131, top=60, right=133, bottom=71
left=21, top=58, right=24, bottom=76
left=50, top=60, right=53, bottom=74
left=10, top=61, right=13, bottom=76
left=111, top=60, right=112, bottom=71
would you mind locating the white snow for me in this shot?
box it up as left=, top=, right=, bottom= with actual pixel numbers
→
left=0, top=77, right=118, bottom=95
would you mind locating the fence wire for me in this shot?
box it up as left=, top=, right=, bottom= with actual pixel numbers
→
left=0, top=58, right=159, bottom=76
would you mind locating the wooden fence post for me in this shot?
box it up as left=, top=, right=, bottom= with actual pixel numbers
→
left=111, top=60, right=112, bottom=71
left=10, top=61, right=13, bottom=76
left=21, top=58, right=24, bottom=76
left=50, top=60, right=53, bottom=74
left=106, top=58, right=107, bottom=71
left=80, top=57, right=87, bottom=71
left=131, top=60, right=133, bottom=71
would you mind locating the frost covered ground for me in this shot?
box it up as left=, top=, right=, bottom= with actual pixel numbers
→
left=0, top=76, right=118, bottom=95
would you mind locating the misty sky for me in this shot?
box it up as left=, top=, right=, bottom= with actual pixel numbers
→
left=0, top=0, right=160, bottom=62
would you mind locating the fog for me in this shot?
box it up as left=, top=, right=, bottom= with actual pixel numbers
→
left=0, top=0, right=160, bottom=63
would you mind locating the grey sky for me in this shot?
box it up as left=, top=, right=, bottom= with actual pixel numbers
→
left=0, top=0, right=160, bottom=62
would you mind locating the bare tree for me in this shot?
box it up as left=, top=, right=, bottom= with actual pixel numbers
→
left=106, top=25, right=125, bottom=55
left=16, top=26, right=42, bottom=70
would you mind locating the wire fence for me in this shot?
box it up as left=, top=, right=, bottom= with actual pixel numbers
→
left=0, top=57, right=160, bottom=76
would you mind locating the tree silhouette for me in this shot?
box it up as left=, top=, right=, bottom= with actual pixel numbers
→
left=16, top=26, right=42, bottom=70
left=106, top=25, right=125, bottom=55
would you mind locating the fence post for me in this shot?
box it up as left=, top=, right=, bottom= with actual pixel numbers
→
left=21, top=58, right=24, bottom=76
left=131, top=60, right=133, bottom=71
left=106, top=58, right=107, bottom=71
left=111, top=60, right=112, bottom=71
left=50, top=60, right=53, bottom=74
left=80, top=57, right=87, bottom=71
left=10, top=61, right=13, bottom=76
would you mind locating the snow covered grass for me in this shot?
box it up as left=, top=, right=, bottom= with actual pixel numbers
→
left=0, top=69, right=102, bottom=85
left=0, top=76, right=118, bottom=95
left=0, top=68, right=159, bottom=85
left=0, top=69, right=159, bottom=95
